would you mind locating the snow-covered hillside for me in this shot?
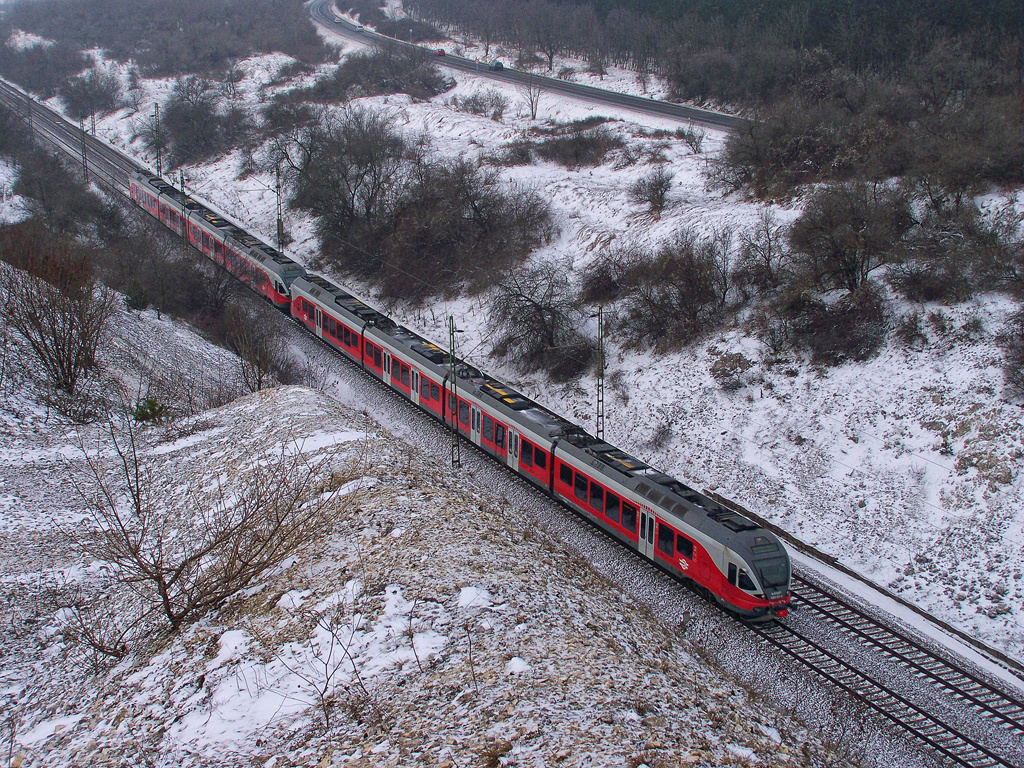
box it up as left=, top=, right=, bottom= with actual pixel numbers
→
left=4, top=0, right=1023, bottom=664
left=0, top=298, right=860, bottom=766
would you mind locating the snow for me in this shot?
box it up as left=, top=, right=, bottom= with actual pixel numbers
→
left=10, top=12, right=1019, bottom=664
left=0, top=158, right=28, bottom=224
left=2, top=7, right=1023, bottom=763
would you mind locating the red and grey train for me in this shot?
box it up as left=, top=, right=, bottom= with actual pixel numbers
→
left=130, top=171, right=791, bottom=620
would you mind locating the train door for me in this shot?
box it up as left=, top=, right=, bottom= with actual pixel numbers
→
left=382, top=351, right=392, bottom=383
left=314, top=307, right=323, bottom=339
left=410, top=370, right=420, bottom=406
left=471, top=406, right=482, bottom=446
left=638, top=510, right=656, bottom=558
left=507, top=429, right=520, bottom=471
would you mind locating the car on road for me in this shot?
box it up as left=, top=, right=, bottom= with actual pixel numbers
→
left=488, top=61, right=504, bottom=70
left=435, top=49, right=446, bottom=56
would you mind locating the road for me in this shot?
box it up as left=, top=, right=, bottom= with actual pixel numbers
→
left=306, top=0, right=743, bottom=132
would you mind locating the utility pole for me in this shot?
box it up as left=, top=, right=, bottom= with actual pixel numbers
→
left=154, top=103, right=162, bottom=178
left=448, top=315, right=462, bottom=469
left=90, top=113, right=96, bottom=136
left=275, top=164, right=284, bottom=252
left=595, top=305, right=605, bottom=440
left=79, top=119, right=88, bottom=183
left=179, top=170, right=188, bottom=239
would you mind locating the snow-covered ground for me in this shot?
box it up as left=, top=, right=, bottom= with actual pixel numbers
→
left=0, top=158, right=27, bottom=223
left=4, top=0, right=1023, bottom=669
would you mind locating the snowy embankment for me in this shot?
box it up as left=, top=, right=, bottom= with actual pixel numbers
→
left=5, top=3, right=1023, bottom=662
left=0, top=302, right=851, bottom=767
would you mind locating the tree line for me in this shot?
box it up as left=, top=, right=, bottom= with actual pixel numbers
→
left=1, top=0, right=328, bottom=79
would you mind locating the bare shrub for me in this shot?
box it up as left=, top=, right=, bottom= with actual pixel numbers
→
left=1001, top=309, right=1024, bottom=396
left=615, top=228, right=732, bottom=352
left=777, top=283, right=890, bottom=365
left=60, top=66, right=123, bottom=120
left=711, top=352, right=755, bottom=391
left=629, top=166, right=674, bottom=214
left=676, top=124, right=706, bottom=154
left=449, top=89, right=509, bottom=120
left=533, top=125, right=624, bottom=168
left=299, top=44, right=452, bottom=102
left=50, top=580, right=138, bottom=673
left=733, top=209, right=791, bottom=299
left=488, top=260, right=594, bottom=381
left=224, top=304, right=295, bottom=393
left=0, top=224, right=117, bottom=394
left=895, top=311, right=927, bottom=349
left=789, top=182, right=913, bottom=293
left=75, top=417, right=352, bottom=632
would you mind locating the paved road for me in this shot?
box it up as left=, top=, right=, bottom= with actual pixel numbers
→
left=306, top=0, right=742, bottom=131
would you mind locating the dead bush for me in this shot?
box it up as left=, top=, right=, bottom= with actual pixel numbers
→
left=789, top=182, right=914, bottom=293
left=733, top=208, right=792, bottom=299
left=75, top=416, right=353, bottom=632
left=449, top=89, right=509, bottom=121
left=629, top=166, right=674, bottom=214
left=782, top=283, right=890, bottom=365
left=0, top=224, right=117, bottom=394
left=298, top=44, right=452, bottom=103
left=615, top=228, right=732, bottom=352
left=488, top=260, right=594, bottom=381
left=1001, top=309, right=1024, bottom=396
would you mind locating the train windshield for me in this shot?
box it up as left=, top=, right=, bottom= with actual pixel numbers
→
left=755, top=557, right=789, bottom=589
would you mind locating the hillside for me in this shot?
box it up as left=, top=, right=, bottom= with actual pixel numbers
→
left=0, top=300, right=857, bottom=766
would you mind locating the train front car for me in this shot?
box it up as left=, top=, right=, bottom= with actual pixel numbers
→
left=716, top=524, right=791, bottom=620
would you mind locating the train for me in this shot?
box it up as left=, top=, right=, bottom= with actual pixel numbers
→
left=129, top=170, right=792, bottom=620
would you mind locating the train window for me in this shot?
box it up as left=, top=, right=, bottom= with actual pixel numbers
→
left=343, top=326, right=350, bottom=345
left=374, top=347, right=382, bottom=368
left=738, top=569, right=757, bottom=591
left=574, top=473, right=588, bottom=501
left=521, top=441, right=533, bottom=467
left=459, top=401, right=470, bottom=426
left=534, top=450, right=547, bottom=470
left=728, top=563, right=738, bottom=586
left=495, top=424, right=505, bottom=449
left=589, top=483, right=604, bottom=510
left=483, top=415, right=494, bottom=442
left=430, top=383, right=440, bottom=401
left=676, top=534, right=694, bottom=560
left=401, top=364, right=410, bottom=387
left=605, top=493, right=620, bottom=523
left=329, top=317, right=337, bottom=336
left=421, top=378, right=430, bottom=399
left=559, top=463, right=572, bottom=486
left=621, top=502, right=638, bottom=533
left=656, top=523, right=674, bottom=555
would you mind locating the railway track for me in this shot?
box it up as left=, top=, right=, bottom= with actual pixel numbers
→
left=752, top=569, right=1024, bottom=767
left=3, top=76, right=1024, bottom=768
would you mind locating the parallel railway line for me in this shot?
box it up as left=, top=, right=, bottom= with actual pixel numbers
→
left=2, top=76, right=1023, bottom=768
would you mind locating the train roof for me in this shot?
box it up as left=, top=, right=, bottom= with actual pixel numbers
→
left=135, top=172, right=304, bottom=277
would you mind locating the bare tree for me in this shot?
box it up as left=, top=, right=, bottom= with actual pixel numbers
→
left=75, top=416, right=353, bottom=632
left=224, top=304, right=293, bottom=393
left=789, top=182, right=913, bottom=293
left=733, top=208, right=791, bottom=298
left=629, top=166, right=674, bottom=214
left=0, top=226, right=117, bottom=394
left=518, top=74, right=543, bottom=120
left=489, top=260, right=593, bottom=381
